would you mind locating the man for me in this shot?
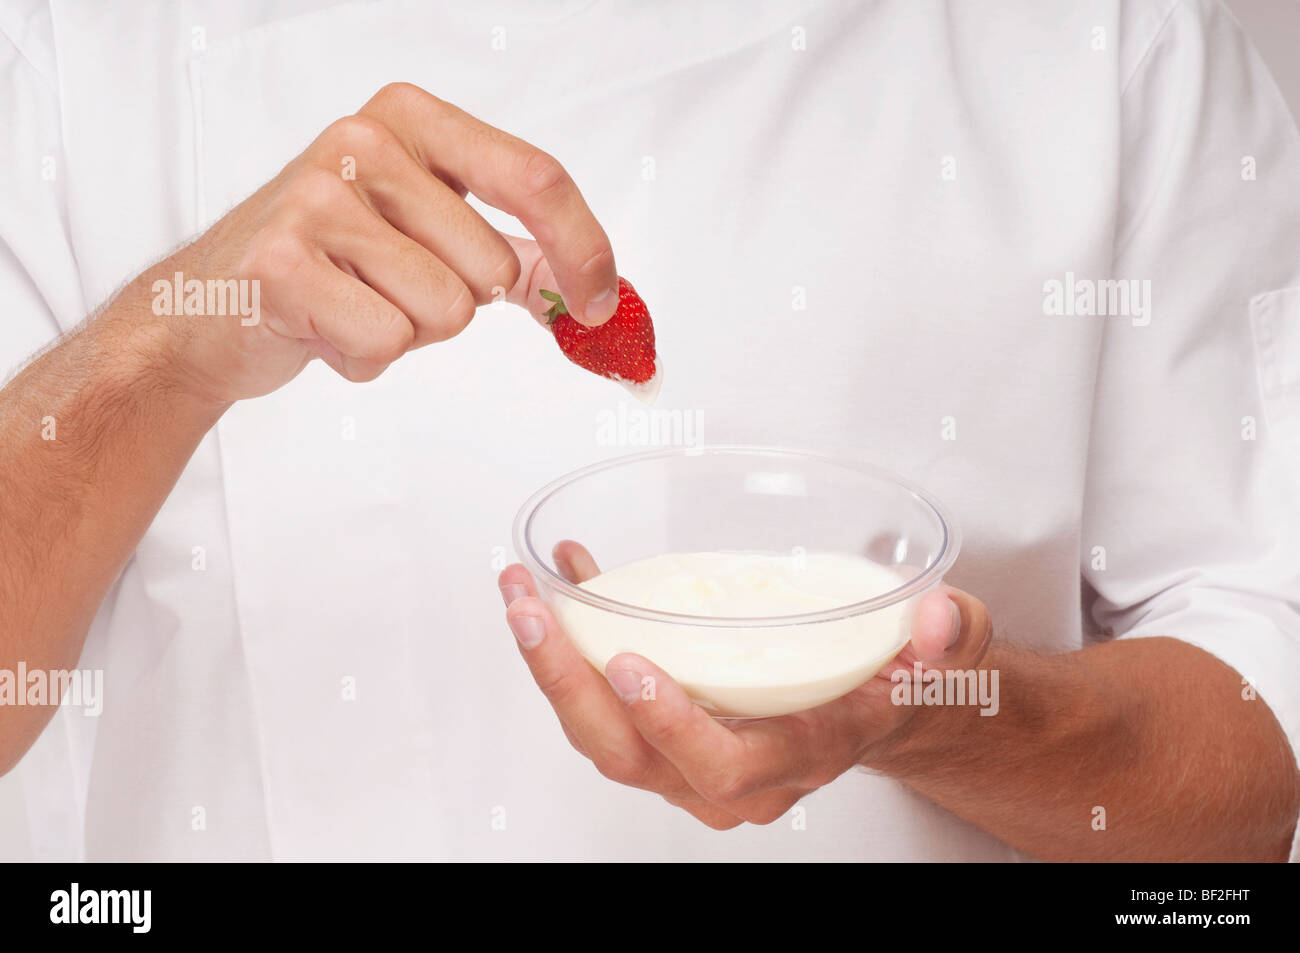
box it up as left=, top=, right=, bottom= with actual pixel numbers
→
left=1, top=0, right=1297, bottom=860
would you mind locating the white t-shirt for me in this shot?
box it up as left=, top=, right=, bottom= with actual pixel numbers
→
left=2, top=0, right=1298, bottom=861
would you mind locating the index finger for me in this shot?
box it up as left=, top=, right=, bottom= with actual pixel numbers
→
left=497, top=567, right=695, bottom=798
left=606, top=653, right=790, bottom=802
left=359, top=83, right=619, bottom=326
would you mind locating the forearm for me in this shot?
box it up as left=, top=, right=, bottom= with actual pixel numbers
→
left=863, top=635, right=1300, bottom=861
left=0, top=285, right=227, bottom=772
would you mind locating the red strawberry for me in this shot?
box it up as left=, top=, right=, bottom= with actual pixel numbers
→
left=540, top=277, right=662, bottom=402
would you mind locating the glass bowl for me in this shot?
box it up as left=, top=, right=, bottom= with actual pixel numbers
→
left=512, top=446, right=960, bottom=718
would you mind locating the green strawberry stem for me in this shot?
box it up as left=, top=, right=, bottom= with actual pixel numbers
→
left=539, top=289, right=569, bottom=324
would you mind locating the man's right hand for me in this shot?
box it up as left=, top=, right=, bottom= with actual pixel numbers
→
left=0, top=83, right=620, bottom=773
left=121, top=81, right=619, bottom=403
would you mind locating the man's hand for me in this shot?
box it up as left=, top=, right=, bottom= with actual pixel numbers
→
left=0, top=83, right=616, bottom=773
left=132, top=81, right=619, bottom=403
left=497, top=550, right=992, bottom=829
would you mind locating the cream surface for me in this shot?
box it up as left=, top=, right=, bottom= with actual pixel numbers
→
left=552, top=552, right=914, bottom=717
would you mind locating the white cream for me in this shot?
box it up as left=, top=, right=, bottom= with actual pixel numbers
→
left=551, top=551, right=914, bottom=717
left=613, top=355, right=663, bottom=404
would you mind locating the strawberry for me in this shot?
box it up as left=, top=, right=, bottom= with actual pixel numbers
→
left=540, top=277, right=662, bottom=402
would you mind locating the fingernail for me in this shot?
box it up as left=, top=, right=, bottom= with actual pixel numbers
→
left=607, top=668, right=642, bottom=703
left=509, top=613, right=545, bottom=649
left=583, top=287, right=617, bottom=324
left=946, top=599, right=962, bottom=650
left=500, top=584, right=526, bottom=607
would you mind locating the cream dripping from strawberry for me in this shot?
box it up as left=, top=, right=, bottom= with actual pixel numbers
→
left=541, top=277, right=661, bottom=404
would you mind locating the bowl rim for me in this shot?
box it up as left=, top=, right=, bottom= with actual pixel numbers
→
left=511, top=445, right=961, bottom=628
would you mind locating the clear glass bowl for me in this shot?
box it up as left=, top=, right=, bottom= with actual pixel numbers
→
left=513, top=446, right=960, bottom=718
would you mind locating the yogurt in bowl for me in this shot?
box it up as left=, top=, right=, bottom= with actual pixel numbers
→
left=514, top=447, right=959, bottom=718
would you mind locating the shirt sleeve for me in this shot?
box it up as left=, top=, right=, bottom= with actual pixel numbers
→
left=0, top=0, right=85, bottom=380
left=1083, top=0, right=1300, bottom=860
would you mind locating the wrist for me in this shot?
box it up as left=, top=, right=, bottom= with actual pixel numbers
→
left=95, top=283, right=233, bottom=422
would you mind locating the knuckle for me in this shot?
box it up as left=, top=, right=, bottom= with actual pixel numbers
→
left=519, top=149, right=569, bottom=201
left=665, top=795, right=743, bottom=830
left=743, top=790, right=800, bottom=826
left=340, top=360, right=387, bottom=384
left=804, top=765, right=844, bottom=790
left=321, top=113, right=395, bottom=155
left=640, top=714, right=690, bottom=752
left=368, top=319, right=415, bottom=364
left=239, top=227, right=310, bottom=283
left=595, top=753, right=653, bottom=789
left=736, top=807, right=780, bottom=826
left=372, top=81, right=431, bottom=113
left=698, top=767, right=752, bottom=805
left=490, top=254, right=522, bottom=299
left=284, top=167, right=350, bottom=215
left=535, top=666, right=582, bottom=709
left=737, top=795, right=799, bottom=826
left=697, top=811, right=742, bottom=831
left=444, top=285, right=476, bottom=334
left=577, top=245, right=615, bottom=280
left=426, top=285, right=475, bottom=342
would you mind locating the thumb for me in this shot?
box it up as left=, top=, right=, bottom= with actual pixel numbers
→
left=904, top=585, right=993, bottom=671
